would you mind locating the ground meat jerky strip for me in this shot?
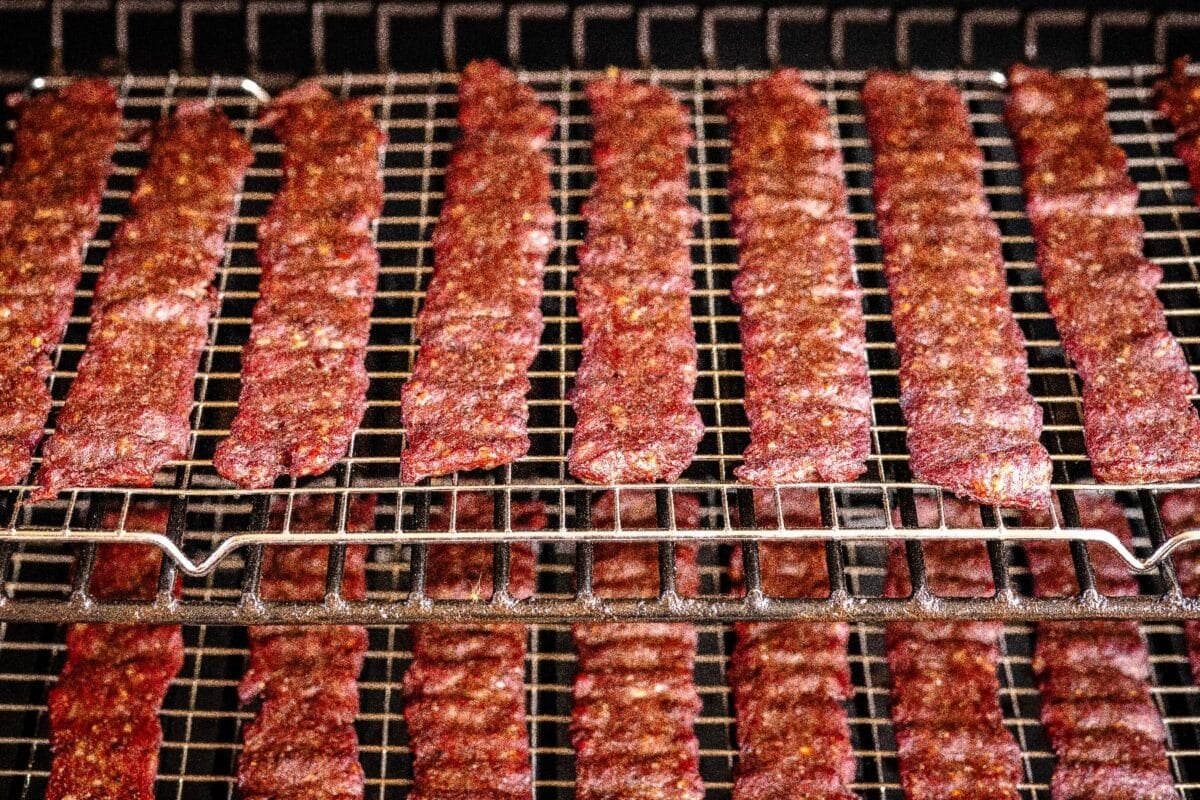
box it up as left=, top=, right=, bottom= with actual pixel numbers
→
left=725, top=71, right=871, bottom=486
left=1158, top=491, right=1200, bottom=683
left=1023, top=494, right=1178, bottom=800
left=571, top=493, right=705, bottom=800
left=236, top=495, right=374, bottom=800
left=1156, top=58, right=1200, bottom=199
left=34, top=104, right=251, bottom=498
left=401, top=61, right=554, bottom=482
left=1007, top=66, right=1200, bottom=483
left=403, top=494, right=541, bottom=800
left=863, top=73, right=1051, bottom=508
left=47, top=504, right=182, bottom=800
left=729, top=491, right=857, bottom=800
left=0, top=80, right=120, bottom=485
left=215, top=81, right=383, bottom=488
left=568, top=75, right=704, bottom=483
left=884, top=499, right=1023, bottom=800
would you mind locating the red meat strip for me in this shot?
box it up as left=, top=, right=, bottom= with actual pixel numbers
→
left=1023, top=494, right=1178, bottom=800
left=728, top=490, right=858, bottom=799
left=571, top=492, right=705, bottom=800
left=47, top=504, right=182, bottom=800
left=1007, top=65, right=1200, bottom=483
left=883, top=498, right=1022, bottom=800
left=237, top=495, right=376, bottom=800
left=403, top=493, right=543, bottom=800
left=1147, top=491, right=1200, bottom=685
left=863, top=73, right=1052, bottom=508
left=0, top=80, right=121, bottom=485
left=1156, top=58, right=1200, bottom=199
left=33, top=103, right=251, bottom=499
left=401, top=60, right=555, bottom=483
left=215, top=81, right=383, bottom=488
left=568, top=75, right=704, bottom=483
left=725, top=71, right=871, bottom=486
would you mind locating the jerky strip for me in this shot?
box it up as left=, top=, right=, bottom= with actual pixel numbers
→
left=1007, top=65, right=1200, bottom=483
left=864, top=72, right=1051, bottom=508
left=1023, top=494, right=1178, bottom=800
left=726, top=70, right=871, bottom=486
left=1159, top=491, right=1200, bottom=683
left=401, top=60, right=555, bottom=483
left=215, top=81, right=383, bottom=488
left=47, top=505, right=182, bottom=800
left=571, top=492, right=705, bottom=800
left=34, top=103, right=251, bottom=498
left=236, top=495, right=375, bottom=800
left=729, top=490, right=858, bottom=800
left=403, top=493, right=542, bottom=800
left=1155, top=58, right=1200, bottom=202
left=884, top=499, right=1022, bottom=800
left=0, top=80, right=121, bottom=484
left=568, top=75, right=704, bottom=483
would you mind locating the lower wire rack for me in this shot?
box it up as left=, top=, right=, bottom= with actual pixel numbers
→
left=3, top=613, right=1200, bottom=798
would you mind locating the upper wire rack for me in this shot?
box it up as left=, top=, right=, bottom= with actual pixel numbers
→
left=2, top=65, right=1200, bottom=586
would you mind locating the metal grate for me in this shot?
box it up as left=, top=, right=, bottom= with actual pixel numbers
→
left=4, top=563, right=1200, bottom=799
left=2, top=65, right=1200, bottom=622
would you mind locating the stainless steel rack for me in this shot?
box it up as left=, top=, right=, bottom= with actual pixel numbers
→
left=4, top=603, right=1200, bottom=798
left=1, top=66, right=1200, bottom=623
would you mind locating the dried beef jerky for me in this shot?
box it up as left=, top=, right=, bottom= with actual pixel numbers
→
left=401, top=60, right=554, bottom=482
left=1007, top=65, right=1200, bottom=484
left=725, top=71, right=871, bottom=486
left=1155, top=57, right=1200, bottom=197
left=726, top=489, right=858, bottom=799
left=864, top=72, right=1052, bottom=508
left=883, top=497, right=1022, bottom=800
left=34, top=103, right=250, bottom=498
left=571, top=492, right=705, bottom=800
left=1005, top=68, right=1137, bottom=221
left=1022, top=494, right=1179, bottom=800
left=1051, top=764, right=1179, bottom=800
left=1158, top=490, right=1200, bottom=683
left=403, top=493, right=543, bottom=800
left=215, top=81, right=383, bottom=488
left=46, top=505, right=181, bottom=800
left=236, top=495, right=376, bottom=800
left=568, top=75, right=703, bottom=483
left=0, top=80, right=121, bottom=485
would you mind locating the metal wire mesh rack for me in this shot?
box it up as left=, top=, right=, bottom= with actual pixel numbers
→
left=0, top=64, right=1200, bottom=625
left=6, top=581, right=1200, bottom=799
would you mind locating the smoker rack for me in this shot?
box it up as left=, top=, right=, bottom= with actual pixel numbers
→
left=0, top=64, right=1199, bottom=623
left=5, top=575, right=1200, bottom=799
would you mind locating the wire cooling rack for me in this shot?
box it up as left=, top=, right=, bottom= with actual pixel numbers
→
left=2, top=65, right=1200, bottom=621
left=3, top=557, right=1200, bottom=799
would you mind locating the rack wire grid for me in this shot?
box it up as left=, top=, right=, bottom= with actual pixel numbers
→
left=5, top=559, right=1200, bottom=800
left=3, top=64, right=1200, bottom=624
